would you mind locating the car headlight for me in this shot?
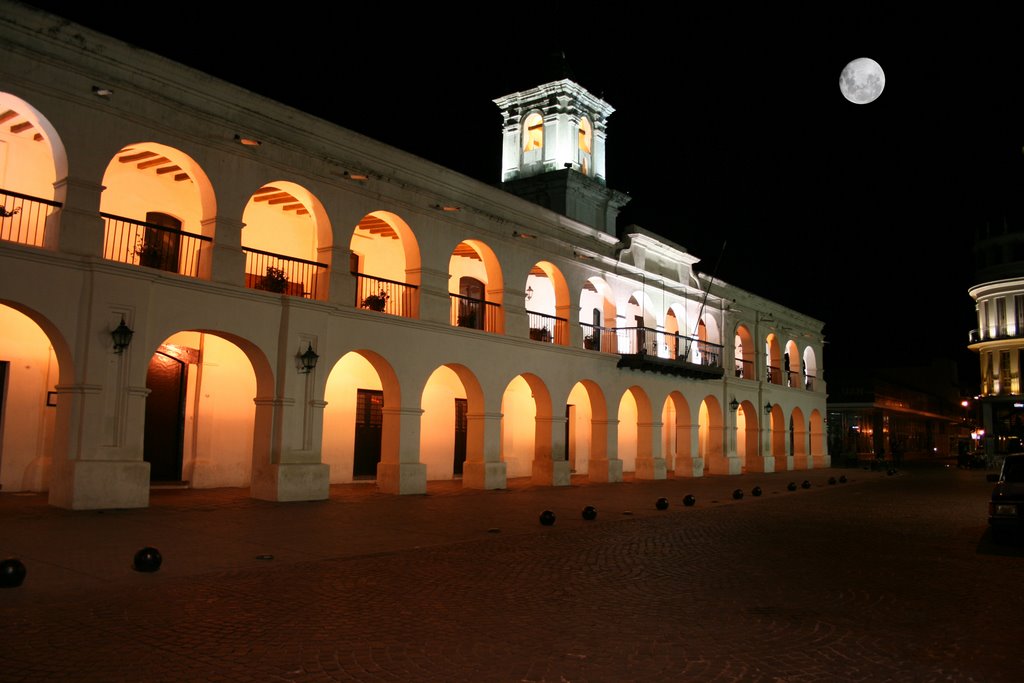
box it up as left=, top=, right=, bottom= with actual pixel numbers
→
left=990, top=503, right=1018, bottom=516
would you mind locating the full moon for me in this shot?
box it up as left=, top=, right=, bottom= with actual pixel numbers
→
left=839, top=58, right=885, bottom=104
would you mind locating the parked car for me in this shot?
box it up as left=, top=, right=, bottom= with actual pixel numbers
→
left=988, top=453, right=1024, bottom=541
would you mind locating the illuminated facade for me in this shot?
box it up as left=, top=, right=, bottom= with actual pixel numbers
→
left=0, top=3, right=828, bottom=509
left=968, top=216, right=1024, bottom=455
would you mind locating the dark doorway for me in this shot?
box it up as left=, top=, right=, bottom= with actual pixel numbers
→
left=453, top=398, right=467, bottom=475
left=457, top=276, right=485, bottom=330
left=141, top=211, right=182, bottom=273
left=144, top=351, right=187, bottom=482
left=353, top=389, right=383, bottom=478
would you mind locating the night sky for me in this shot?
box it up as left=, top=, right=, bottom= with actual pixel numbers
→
left=18, top=4, right=1024, bottom=387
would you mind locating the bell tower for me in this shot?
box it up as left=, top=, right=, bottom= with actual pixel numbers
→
left=494, top=79, right=630, bottom=235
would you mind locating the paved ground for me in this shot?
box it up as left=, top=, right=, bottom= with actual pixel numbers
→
left=1, top=465, right=1020, bottom=682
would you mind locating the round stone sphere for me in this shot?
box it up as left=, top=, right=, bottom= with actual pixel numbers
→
left=655, top=497, right=669, bottom=510
left=801, top=480, right=811, bottom=489
left=581, top=505, right=597, bottom=521
left=839, top=475, right=848, bottom=484
left=682, top=494, right=696, bottom=507
left=539, top=510, right=556, bottom=526
left=732, top=488, right=744, bottom=500
left=0, top=558, right=26, bottom=588
left=828, top=476, right=837, bottom=485
left=133, top=546, right=163, bottom=572
left=751, top=486, right=763, bottom=497
left=787, top=482, right=798, bottom=491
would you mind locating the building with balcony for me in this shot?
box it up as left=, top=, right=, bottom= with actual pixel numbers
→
left=968, top=214, right=1024, bottom=455
left=0, top=2, right=828, bottom=509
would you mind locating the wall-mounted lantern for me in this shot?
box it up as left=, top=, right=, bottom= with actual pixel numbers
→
left=729, top=398, right=740, bottom=412
left=112, top=316, right=133, bottom=353
left=764, top=402, right=773, bottom=415
left=298, top=343, right=319, bottom=374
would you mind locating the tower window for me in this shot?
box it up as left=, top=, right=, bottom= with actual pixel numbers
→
left=523, top=113, right=543, bottom=152
left=578, top=117, right=592, bottom=154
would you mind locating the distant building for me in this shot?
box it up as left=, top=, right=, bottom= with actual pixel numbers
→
left=0, top=2, right=828, bottom=510
left=968, top=213, right=1024, bottom=456
left=826, top=361, right=963, bottom=467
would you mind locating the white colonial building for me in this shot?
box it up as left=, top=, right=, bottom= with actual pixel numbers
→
left=0, top=2, right=828, bottom=510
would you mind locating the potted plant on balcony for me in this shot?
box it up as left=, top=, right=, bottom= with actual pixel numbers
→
left=361, top=289, right=390, bottom=312
left=529, top=326, right=551, bottom=342
left=259, top=266, right=289, bottom=293
left=134, top=238, right=162, bottom=269
left=584, top=333, right=599, bottom=350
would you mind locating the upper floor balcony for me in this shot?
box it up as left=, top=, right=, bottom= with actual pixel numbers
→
left=612, top=326, right=725, bottom=379
left=103, top=212, right=209, bottom=278
left=354, top=272, right=418, bottom=317
left=969, top=327, right=1024, bottom=344
left=450, top=293, right=501, bottom=333
left=1, top=188, right=59, bottom=248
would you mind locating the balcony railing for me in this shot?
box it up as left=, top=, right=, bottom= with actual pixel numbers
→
left=1, top=188, right=61, bottom=247
left=616, top=327, right=723, bottom=368
left=735, top=358, right=753, bottom=379
left=450, top=293, right=500, bottom=333
left=767, top=365, right=781, bottom=384
left=805, top=373, right=817, bottom=391
left=243, top=247, right=326, bottom=299
left=103, top=213, right=209, bottom=277
left=580, top=322, right=617, bottom=352
left=527, top=310, right=568, bottom=345
left=354, top=272, right=418, bottom=317
left=969, top=328, right=1024, bottom=343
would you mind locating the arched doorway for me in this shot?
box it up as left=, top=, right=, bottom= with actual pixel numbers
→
left=143, top=331, right=256, bottom=487
left=0, top=303, right=66, bottom=491
left=699, top=395, right=727, bottom=474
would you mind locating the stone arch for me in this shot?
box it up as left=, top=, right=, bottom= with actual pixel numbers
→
left=241, top=180, right=333, bottom=300
left=420, top=363, right=486, bottom=481
left=735, top=399, right=760, bottom=466
left=622, top=291, right=658, bottom=355
left=579, top=276, right=616, bottom=351
left=734, top=323, right=755, bottom=380
left=617, top=385, right=653, bottom=473
left=0, top=91, right=68, bottom=249
left=663, top=391, right=699, bottom=476
left=322, top=349, right=402, bottom=483
left=790, top=405, right=809, bottom=467
left=525, top=260, right=571, bottom=345
left=700, top=395, right=726, bottom=473
left=449, top=239, right=504, bottom=333
left=809, top=408, right=827, bottom=463
left=141, top=329, right=269, bottom=488
left=803, top=346, right=820, bottom=391
left=99, top=142, right=217, bottom=277
left=784, top=339, right=800, bottom=388
left=350, top=211, right=422, bottom=318
left=0, top=302, right=74, bottom=492
left=566, top=379, right=608, bottom=477
left=500, top=372, right=552, bottom=478
left=0, top=91, right=68, bottom=198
